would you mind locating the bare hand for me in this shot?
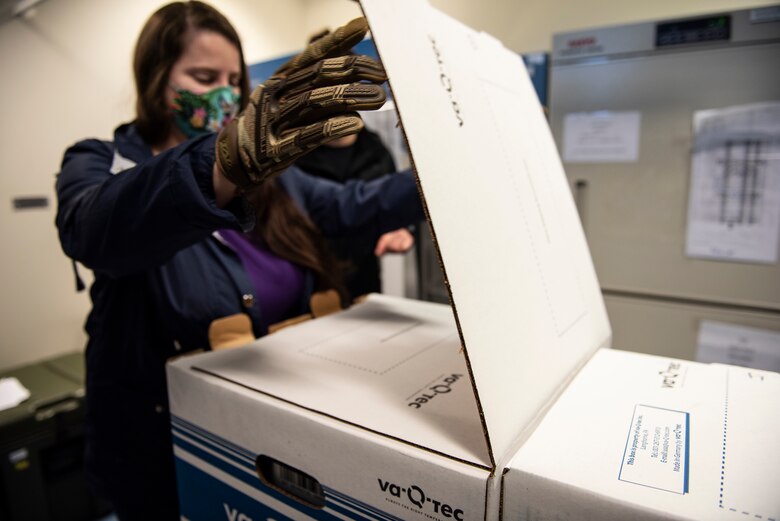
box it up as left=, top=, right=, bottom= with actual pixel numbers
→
left=374, top=228, right=414, bottom=256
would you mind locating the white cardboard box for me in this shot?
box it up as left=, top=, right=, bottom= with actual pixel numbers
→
left=168, top=287, right=604, bottom=521
left=504, top=349, right=780, bottom=521
left=169, top=296, right=497, bottom=520
left=166, top=0, right=779, bottom=520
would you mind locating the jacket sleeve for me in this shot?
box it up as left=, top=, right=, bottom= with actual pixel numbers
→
left=55, top=134, right=252, bottom=277
left=279, top=166, right=424, bottom=237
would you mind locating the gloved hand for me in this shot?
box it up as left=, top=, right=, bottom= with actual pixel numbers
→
left=216, top=17, right=387, bottom=192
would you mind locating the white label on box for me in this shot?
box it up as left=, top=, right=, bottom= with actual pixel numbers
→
left=619, top=404, right=689, bottom=494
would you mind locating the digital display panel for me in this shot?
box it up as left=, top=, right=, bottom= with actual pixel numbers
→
left=656, top=15, right=731, bottom=47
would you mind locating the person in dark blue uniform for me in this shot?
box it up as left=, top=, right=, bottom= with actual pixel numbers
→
left=296, top=28, right=416, bottom=298
left=55, top=3, right=422, bottom=519
left=296, top=126, right=416, bottom=297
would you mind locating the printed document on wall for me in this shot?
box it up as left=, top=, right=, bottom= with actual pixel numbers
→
left=696, top=320, right=780, bottom=373
left=563, top=111, right=641, bottom=163
left=685, top=102, right=780, bottom=264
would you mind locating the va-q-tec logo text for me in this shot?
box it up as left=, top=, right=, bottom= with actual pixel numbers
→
left=659, top=361, right=687, bottom=389
left=378, top=478, right=465, bottom=520
left=428, top=35, right=464, bottom=127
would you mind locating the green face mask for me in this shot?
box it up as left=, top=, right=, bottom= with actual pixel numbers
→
left=170, top=84, right=241, bottom=138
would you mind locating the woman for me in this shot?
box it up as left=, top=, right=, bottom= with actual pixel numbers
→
left=296, top=126, right=416, bottom=296
left=55, top=2, right=422, bottom=519
left=295, top=29, right=416, bottom=298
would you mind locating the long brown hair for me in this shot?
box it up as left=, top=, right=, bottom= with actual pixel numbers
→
left=248, top=184, right=349, bottom=304
left=133, top=1, right=250, bottom=146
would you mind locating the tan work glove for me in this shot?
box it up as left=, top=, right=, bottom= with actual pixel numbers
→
left=216, top=17, right=386, bottom=192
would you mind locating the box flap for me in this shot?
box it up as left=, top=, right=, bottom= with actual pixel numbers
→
left=190, top=295, right=492, bottom=468
left=361, top=0, right=611, bottom=463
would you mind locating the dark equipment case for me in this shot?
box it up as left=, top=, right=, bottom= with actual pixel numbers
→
left=0, top=352, right=110, bottom=521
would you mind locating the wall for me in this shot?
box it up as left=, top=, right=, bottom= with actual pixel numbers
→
left=0, top=0, right=307, bottom=370
left=0, top=0, right=775, bottom=370
left=298, top=0, right=779, bottom=53
left=428, top=0, right=780, bottom=52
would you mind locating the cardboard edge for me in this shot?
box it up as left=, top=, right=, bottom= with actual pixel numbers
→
left=191, top=365, right=493, bottom=473
left=505, top=468, right=690, bottom=521
left=484, top=468, right=503, bottom=521
left=498, top=467, right=509, bottom=521
left=359, top=0, right=497, bottom=470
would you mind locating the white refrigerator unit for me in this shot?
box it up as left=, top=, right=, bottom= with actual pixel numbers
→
left=549, top=6, right=780, bottom=368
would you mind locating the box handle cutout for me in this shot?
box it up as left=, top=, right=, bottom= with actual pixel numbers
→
left=255, top=455, right=325, bottom=509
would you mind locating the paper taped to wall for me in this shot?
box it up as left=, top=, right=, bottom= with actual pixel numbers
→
left=685, top=102, right=780, bottom=264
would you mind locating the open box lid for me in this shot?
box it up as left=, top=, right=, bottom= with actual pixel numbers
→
left=360, top=0, right=611, bottom=465
left=181, top=0, right=612, bottom=471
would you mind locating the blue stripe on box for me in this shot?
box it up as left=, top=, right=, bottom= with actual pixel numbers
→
left=324, top=486, right=404, bottom=521
left=172, top=415, right=397, bottom=520
left=684, top=412, right=690, bottom=494
left=174, top=432, right=345, bottom=520
left=172, top=415, right=256, bottom=462
left=172, top=424, right=254, bottom=474
left=176, top=457, right=297, bottom=521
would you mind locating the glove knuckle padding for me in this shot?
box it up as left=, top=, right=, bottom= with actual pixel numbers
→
left=343, top=84, right=386, bottom=105
left=279, top=83, right=386, bottom=130
left=216, top=17, right=386, bottom=191
left=283, top=56, right=387, bottom=99
left=278, top=17, right=369, bottom=74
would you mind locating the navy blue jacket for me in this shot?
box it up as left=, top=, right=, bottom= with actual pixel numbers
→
left=55, top=123, right=422, bottom=515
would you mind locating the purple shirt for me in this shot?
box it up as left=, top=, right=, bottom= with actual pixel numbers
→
left=218, top=229, right=306, bottom=328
